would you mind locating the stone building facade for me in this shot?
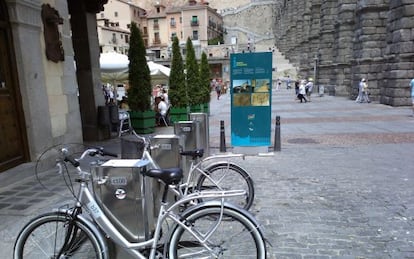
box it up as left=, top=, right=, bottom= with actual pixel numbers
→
left=0, top=0, right=107, bottom=173
left=274, top=0, right=414, bottom=106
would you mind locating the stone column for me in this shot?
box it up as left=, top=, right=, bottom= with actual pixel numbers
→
left=298, top=1, right=315, bottom=78
left=332, top=0, right=356, bottom=96
left=351, top=0, right=388, bottom=101
left=317, top=0, right=337, bottom=87
left=68, top=0, right=107, bottom=141
left=308, top=0, right=322, bottom=87
left=381, top=0, right=414, bottom=106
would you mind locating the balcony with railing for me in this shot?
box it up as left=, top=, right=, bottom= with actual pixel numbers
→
left=153, top=24, right=159, bottom=30
left=190, top=20, right=199, bottom=26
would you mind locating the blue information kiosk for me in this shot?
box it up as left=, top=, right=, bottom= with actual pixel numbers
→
left=230, top=52, right=272, bottom=152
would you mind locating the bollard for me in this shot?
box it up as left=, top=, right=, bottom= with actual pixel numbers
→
left=219, top=120, right=226, bottom=152
left=274, top=116, right=281, bottom=151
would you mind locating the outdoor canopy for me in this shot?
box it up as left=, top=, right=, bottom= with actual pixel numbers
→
left=99, top=52, right=170, bottom=78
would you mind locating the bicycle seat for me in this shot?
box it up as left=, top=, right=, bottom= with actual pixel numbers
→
left=180, top=149, right=204, bottom=159
left=144, top=168, right=183, bottom=185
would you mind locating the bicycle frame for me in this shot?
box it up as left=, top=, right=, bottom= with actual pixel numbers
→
left=144, top=143, right=246, bottom=198
left=67, top=164, right=247, bottom=259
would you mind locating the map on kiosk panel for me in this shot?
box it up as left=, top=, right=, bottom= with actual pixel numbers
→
left=233, top=79, right=270, bottom=107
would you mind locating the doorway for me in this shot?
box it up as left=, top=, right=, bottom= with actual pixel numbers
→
left=0, top=1, right=29, bottom=172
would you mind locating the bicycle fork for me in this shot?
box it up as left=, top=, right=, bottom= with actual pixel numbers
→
left=56, top=207, right=83, bottom=258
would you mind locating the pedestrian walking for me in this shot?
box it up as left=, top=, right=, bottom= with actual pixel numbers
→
left=215, top=83, right=222, bottom=100
left=286, top=75, right=291, bottom=89
left=305, top=78, right=314, bottom=102
left=297, top=80, right=307, bottom=103
left=356, top=78, right=370, bottom=103
left=294, top=79, right=300, bottom=97
left=410, top=78, right=414, bottom=116
left=361, top=78, right=370, bottom=103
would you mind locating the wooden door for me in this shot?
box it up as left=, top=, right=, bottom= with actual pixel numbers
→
left=0, top=2, right=29, bottom=172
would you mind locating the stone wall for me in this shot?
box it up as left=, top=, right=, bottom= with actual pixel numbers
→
left=274, top=0, right=414, bottom=106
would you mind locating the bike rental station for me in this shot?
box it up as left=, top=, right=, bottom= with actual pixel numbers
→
left=88, top=52, right=272, bottom=258
left=92, top=112, right=210, bottom=258
left=14, top=52, right=268, bottom=258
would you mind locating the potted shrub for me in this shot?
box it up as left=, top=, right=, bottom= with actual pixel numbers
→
left=185, top=37, right=203, bottom=112
left=127, top=22, right=155, bottom=134
left=199, top=51, right=211, bottom=113
left=168, top=36, right=188, bottom=123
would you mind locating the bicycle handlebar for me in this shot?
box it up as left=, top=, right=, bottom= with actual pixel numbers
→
left=61, top=147, right=118, bottom=167
left=61, top=148, right=80, bottom=167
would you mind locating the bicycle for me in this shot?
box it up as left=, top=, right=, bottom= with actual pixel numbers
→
left=14, top=146, right=267, bottom=258
left=133, top=131, right=255, bottom=210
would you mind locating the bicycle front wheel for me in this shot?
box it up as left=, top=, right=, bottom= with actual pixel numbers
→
left=196, top=162, right=255, bottom=210
left=168, top=205, right=266, bottom=258
left=14, top=212, right=104, bottom=259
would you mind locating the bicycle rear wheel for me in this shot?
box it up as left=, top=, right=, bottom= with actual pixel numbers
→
left=168, top=205, right=266, bottom=258
left=14, top=212, right=104, bottom=259
left=195, top=162, right=255, bottom=210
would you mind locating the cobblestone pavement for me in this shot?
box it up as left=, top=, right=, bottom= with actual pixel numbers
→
left=1, top=88, right=414, bottom=258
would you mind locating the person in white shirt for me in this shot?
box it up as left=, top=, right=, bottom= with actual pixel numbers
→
left=297, top=80, right=308, bottom=103
left=305, top=78, right=314, bottom=102
left=161, top=89, right=169, bottom=107
left=154, top=96, right=168, bottom=126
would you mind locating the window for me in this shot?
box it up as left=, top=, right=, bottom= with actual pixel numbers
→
left=154, top=32, right=160, bottom=44
left=171, top=32, right=177, bottom=41
left=192, top=30, right=198, bottom=40
left=125, top=35, right=129, bottom=43
left=191, top=16, right=198, bottom=26
left=114, top=11, right=118, bottom=17
left=170, top=17, right=176, bottom=27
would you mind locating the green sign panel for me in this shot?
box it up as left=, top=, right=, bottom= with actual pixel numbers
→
left=230, top=52, right=272, bottom=146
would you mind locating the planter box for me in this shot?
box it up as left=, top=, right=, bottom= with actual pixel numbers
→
left=169, top=107, right=188, bottom=124
left=190, top=103, right=209, bottom=114
left=190, top=104, right=203, bottom=113
left=203, top=103, right=210, bottom=115
left=129, top=110, right=155, bottom=134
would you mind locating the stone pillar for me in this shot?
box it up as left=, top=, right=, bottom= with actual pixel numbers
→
left=309, top=0, right=322, bottom=86
left=351, top=0, right=388, bottom=102
left=68, top=0, right=107, bottom=141
left=298, top=1, right=315, bottom=78
left=381, top=1, right=414, bottom=106
left=332, top=0, right=356, bottom=96
left=317, top=0, right=337, bottom=87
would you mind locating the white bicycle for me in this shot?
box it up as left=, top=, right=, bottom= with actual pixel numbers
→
left=133, top=132, right=255, bottom=210
left=14, top=146, right=267, bottom=258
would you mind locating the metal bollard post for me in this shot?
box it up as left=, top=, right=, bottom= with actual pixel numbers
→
left=219, top=120, right=226, bottom=152
left=274, top=116, right=281, bottom=151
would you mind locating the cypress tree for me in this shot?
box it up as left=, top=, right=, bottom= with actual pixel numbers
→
left=185, top=37, right=202, bottom=106
left=127, top=22, right=151, bottom=111
left=169, top=36, right=187, bottom=107
left=199, top=52, right=211, bottom=104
